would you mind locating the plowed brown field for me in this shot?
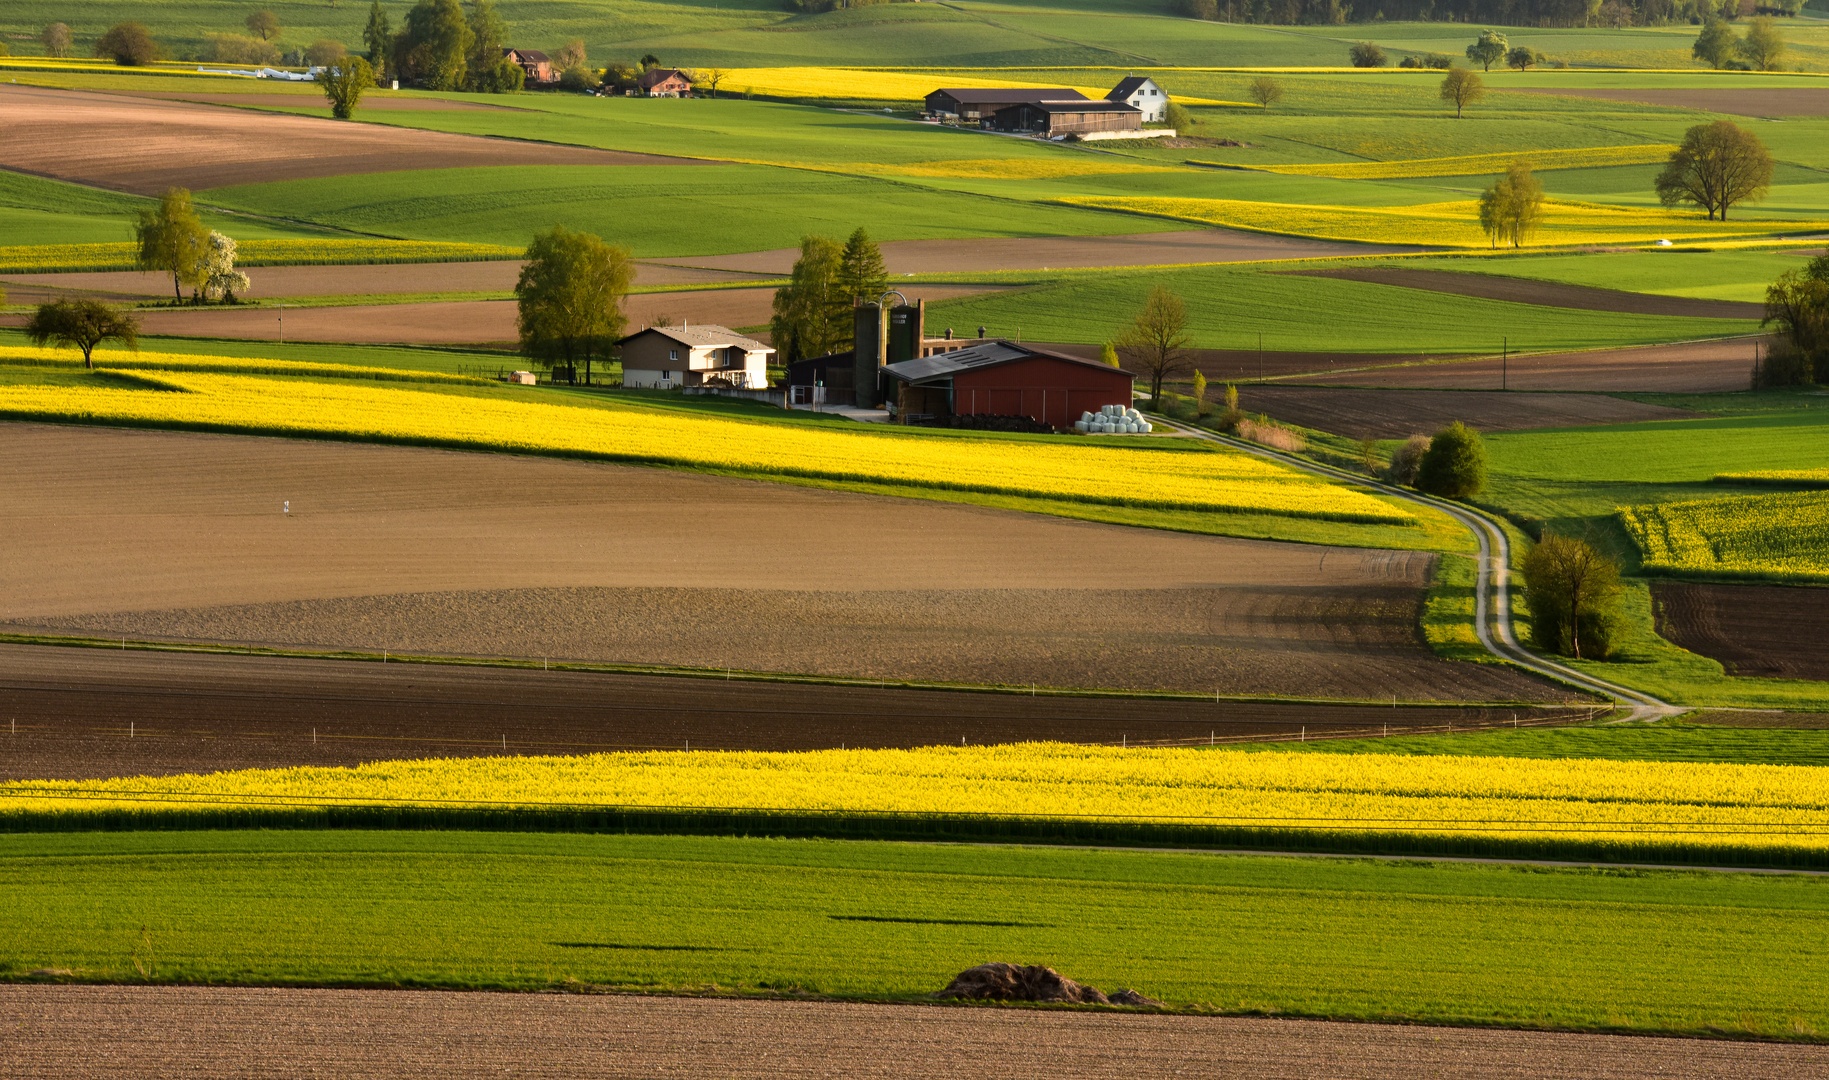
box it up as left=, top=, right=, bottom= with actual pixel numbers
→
left=3, top=986, right=1820, bottom=1080
left=0, top=84, right=703, bottom=194
left=1287, top=267, right=1764, bottom=320
left=1653, top=582, right=1829, bottom=682
left=1283, top=336, right=1766, bottom=393
left=0, top=644, right=1572, bottom=781
left=1229, top=385, right=1702, bottom=440
left=0, top=424, right=1568, bottom=702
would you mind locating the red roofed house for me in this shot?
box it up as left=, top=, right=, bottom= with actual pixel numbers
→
left=503, top=48, right=557, bottom=85
left=638, top=67, right=693, bottom=97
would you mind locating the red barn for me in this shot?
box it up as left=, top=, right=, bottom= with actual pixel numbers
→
left=880, top=340, right=1133, bottom=431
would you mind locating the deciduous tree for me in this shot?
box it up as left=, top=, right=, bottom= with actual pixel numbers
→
left=1099, top=341, right=1119, bottom=366
left=1505, top=45, right=1542, bottom=71
left=1762, top=255, right=1829, bottom=383
left=1416, top=420, right=1487, bottom=499
left=133, top=188, right=210, bottom=303
left=319, top=55, right=375, bottom=119
left=1477, top=160, right=1544, bottom=248
left=306, top=39, right=348, bottom=67
left=1522, top=532, right=1622, bottom=660
left=25, top=299, right=140, bottom=369
left=1114, top=285, right=1193, bottom=401
left=1465, top=29, right=1507, bottom=71
left=95, top=22, right=160, bottom=66
left=515, top=225, right=634, bottom=386
left=1348, top=41, right=1387, bottom=67
left=246, top=10, right=281, bottom=42
left=1692, top=18, right=1737, bottom=69
left=1248, top=76, right=1283, bottom=109
left=1655, top=119, right=1773, bottom=220
left=699, top=68, right=729, bottom=97
left=41, top=23, right=73, bottom=58
left=1440, top=67, right=1484, bottom=118
left=1738, top=15, right=1785, bottom=72
left=394, top=0, right=472, bottom=90
left=200, top=231, right=251, bottom=303
left=770, top=235, right=848, bottom=364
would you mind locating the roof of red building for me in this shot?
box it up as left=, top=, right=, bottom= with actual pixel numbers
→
left=882, top=340, right=1133, bottom=383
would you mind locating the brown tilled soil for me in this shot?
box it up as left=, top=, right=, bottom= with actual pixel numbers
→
left=110, top=90, right=524, bottom=111
left=1286, top=266, right=1765, bottom=320
left=0, top=261, right=773, bottom=302
left=1039, top=342, right=1468, bottom=382
left=0, top=424, right=1569, bottom=702
left=1683, top=710, right=1829, bottom=729
left=12, top=285, right=1006, bottom=345
left=1224, top=385, right=1703, bottom=440
left=3, top=986, right=1823, bottom=1080
left=0, top=84, right=705, bottom=194
left=1653, top=582, right=1829, bottom=682
left=1506, top=86, right=1829, bottom=117
left=1283, top=336, right=1767, bottom=393
left=653, top=228, right=1435, bottom=276
left=0, top=644, right=1573, bottom=781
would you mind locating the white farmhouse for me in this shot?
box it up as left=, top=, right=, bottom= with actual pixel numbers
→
left=1106, top=76, right=1167, bottom=123
left=616, top=324, right=774, bottom=390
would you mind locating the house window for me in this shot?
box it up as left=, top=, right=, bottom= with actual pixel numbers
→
left=663, top=371, right=674, bottom=380
left=669, top=349, right=679, bottom=361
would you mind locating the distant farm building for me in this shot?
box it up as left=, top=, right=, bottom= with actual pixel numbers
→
left=1107, top=75, right=1167, bottom=123
left=638, top=68, right=694, bottom=97
left=923, top=86, right=1085, bottom=122
left=989, top=99, right=1141, bottom=137
left=882, top=341, right=1134, bottom=431
left=503, top=48, right=556, bottom=85
left=618, top=325, right=773, bottom=390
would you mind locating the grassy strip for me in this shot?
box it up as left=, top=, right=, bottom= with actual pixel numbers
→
left=5, top=831, right=1826, bottom=1039
left=1420, top=553, right=1490, bottom=664
left=1235, top=725, right=1829, bottom=766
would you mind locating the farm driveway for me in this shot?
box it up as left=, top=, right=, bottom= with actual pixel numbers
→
left=1506, top=86, right=1829, bottom=117
left=1282, top=336, right=1766, bottom=393
left=1287, top=266, right=1765, bottom=320
left=2, top=986, right=1820, bottom=1080
left=0, top=424, right=1566, bottom=701
left=650, top=228, right=1435, bottom=275
left=0, top=84, right=705, bottom=194
left=1231, top=385, right=1703, bottom=440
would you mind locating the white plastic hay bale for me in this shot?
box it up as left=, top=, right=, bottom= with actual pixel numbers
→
left=1080, top=411, right=1094, bottom=423
left=1140, top=421, right=1153, bottom=433
left=1073, top=420, right=1088, bottom=432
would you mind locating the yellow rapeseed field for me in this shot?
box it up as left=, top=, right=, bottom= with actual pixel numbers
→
left=1619, top=490, right=1829, bottom=581
left=0, top=345, right=479, bottom=384
left=0, top=240, right=521, bottom=274
left=1242, top=145, right=1676, bottom=180
left=1056, top=195, right=1829, bottom=249
left=6, top=743, right=1824, bottom=858
left=0, top=357, right=1412, bottom=523
left=1716, top=469, right=1829, bottom=487
left=726, top=66, right=1234, bottom=105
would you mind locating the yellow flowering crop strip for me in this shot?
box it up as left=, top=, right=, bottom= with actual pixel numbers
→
left=1057, top=195, right=1829, bottom=249
left=1619, top=490, right=1829, bottom=582
left=725, top=66, right=1234, bottom=105
left=0, top=360, right=1411, bottom=523
left=1716, top=469, right=1829, bottom=488
left=6, top=743, right=1826, bottom=862
left=0, top=240, right=521, bottom=275
left=1238, top=145, right=1677, bottom=180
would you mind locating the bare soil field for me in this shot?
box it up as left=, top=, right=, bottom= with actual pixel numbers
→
left=0, top=424, right=1567, bottom=701
left=0, top=262, right=772, bottom=303
left=1283, top=336, right=1766, bottom=393
left=112, top=91, right=523, bottom=111
left=1653, top=582, right=1829, bottom=682
left=0, top=84, right=704, bottom=194
left=1685, top=710, right=1829, bottom=729
left=1229, top=385, right=1703, bottom=440
left=1506, top=86, right=1829, bottom=117
left=20, top=285, right=1003, bottom=345
left=654, top=228, right=1434, bottom=276
left=3, top=986, right=1820, bottom=1080
left=0, top=644, right=1564, bottom=781
left=1288, top=267, right=1765, bottom=320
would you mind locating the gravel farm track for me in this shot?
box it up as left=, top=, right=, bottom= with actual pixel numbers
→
left=0, top=84, right=705, bottom=194
left=3, top=986, right=1823, bottom=1080
left=0, top=423, right=1567, bottom=703
left=1653, top=582, right=1829, bottom=683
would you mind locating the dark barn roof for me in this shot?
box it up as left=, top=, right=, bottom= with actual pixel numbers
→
left=994, top=98, right=1141, bottom=115
left=882, top=340, right=1132, bottom=384
left=929, top=87, right=1087, bottom=105
left=1106, top=75, right=1157, bottom=101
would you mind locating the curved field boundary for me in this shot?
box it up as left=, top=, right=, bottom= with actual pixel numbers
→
left=1234, top=145, right=1676, bottom=180
left=1154, top=416, right=1676, bottom=720
left=1284, top=266, right=1764, bottom=320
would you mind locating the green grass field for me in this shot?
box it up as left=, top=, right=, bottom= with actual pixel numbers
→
left=0, top=170, right=333, bottom=247
left=3, top=830, right=1826, bottom=1040
left=1243, top=723, right=1829, bottom=765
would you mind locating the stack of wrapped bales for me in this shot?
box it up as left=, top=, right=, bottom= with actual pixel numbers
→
left=1073, top=404, right=1152, bottom=435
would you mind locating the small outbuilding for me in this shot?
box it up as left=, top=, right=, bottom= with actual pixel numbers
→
left=880, top=340, right=1133, bottom=430
left=617, top=324, right=773, bottom=390
left=924, top=86, right=1085, bottom=122
left=638, top=67, right=693, bottom=97
left=1106, top=76, right=1167, bottom=123
left=988, top=99, right=1142, bottom=137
